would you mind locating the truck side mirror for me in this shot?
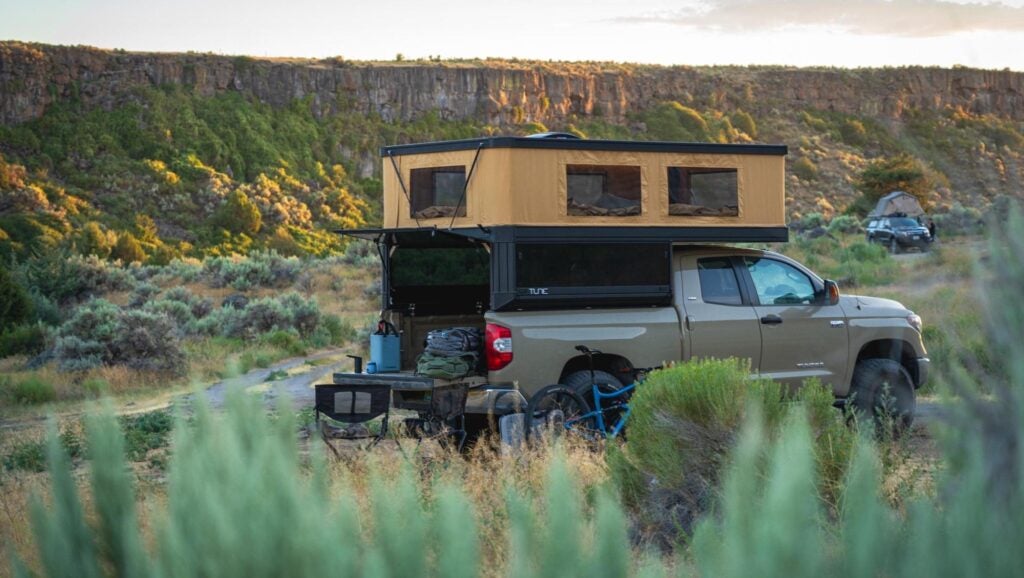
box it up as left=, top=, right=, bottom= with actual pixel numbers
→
left=823, top=280, right=840, bottom=306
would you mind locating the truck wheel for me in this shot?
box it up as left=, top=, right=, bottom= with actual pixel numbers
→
left=525, top=384, right=594, bottom=441
left=889, top=238, right=900, bottom=255
left=848, top=358, right=916, bottom=437
left=562, top=370, right=625, bottom=410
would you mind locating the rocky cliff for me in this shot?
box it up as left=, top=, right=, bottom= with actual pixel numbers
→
left=2, top=42, right=1023, bottom=127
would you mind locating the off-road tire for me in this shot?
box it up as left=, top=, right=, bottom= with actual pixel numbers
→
left=848, top=358, right=916, bottom=437
left=562, top=370, right=625, bottom=410
left=525, top=384, right=594, bottom=441
left=889, top=238, right=900, bottom=255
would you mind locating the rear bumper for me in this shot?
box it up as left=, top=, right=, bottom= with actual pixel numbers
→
left=914, top=357, right=930, bottom=389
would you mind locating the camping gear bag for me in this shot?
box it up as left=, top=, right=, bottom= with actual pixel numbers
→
left=424, top=327, right=483, bottom=355
left=370, top=320, right=401, bottom=373
left=416, top=351, right=479, bottom=380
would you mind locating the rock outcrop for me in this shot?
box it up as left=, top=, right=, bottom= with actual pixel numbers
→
left=2, top=42, right=1023, bottom=127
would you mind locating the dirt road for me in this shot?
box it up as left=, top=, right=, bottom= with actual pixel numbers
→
left=182, top=348, right=352, bottom=412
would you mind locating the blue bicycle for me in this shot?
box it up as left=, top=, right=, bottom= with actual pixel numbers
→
left=526, top=345, right=643, bottom=440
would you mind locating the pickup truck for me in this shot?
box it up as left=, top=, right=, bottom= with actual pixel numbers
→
left=339, top=240, right=928, bottom=433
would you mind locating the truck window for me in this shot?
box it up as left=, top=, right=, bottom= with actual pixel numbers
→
left=697, top=258, right=743, bottom=305
left=410, top=166, right=467, bottom=219
left=567, top=165, right=641, bottom=217
left=668, top=167, right=738, bottom=216
left=743, top=257, right=816, bottom=305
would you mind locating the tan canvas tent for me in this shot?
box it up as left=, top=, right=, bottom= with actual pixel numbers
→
left=868, top=191, right=925, bottom=218
left=379, top=136, right=787, bottom=233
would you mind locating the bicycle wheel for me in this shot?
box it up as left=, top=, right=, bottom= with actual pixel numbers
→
left=525, top=384, right=596, bottom=441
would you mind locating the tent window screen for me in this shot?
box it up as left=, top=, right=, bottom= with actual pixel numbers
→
left=516, top=244, right=669, bottom=289
left=567, top=165, right=641, bottom=217
left=410, top=166, right=467, bottom=219
left=667, top=167, right=739, bottom=216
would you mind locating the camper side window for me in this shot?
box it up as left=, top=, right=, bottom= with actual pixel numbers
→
left=410, top=166, right=467, bottom=219
left=567, top=165, right=641, bottom=217
left=667, top=167, right=739, bottom=217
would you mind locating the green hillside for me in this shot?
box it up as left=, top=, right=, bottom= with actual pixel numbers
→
left=1, top=71, right=1022, bottom=263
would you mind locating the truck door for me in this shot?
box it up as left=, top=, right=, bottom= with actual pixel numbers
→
left=739, top=256, right=849, bottom=390
left=676, top=254, right=762, bottom=369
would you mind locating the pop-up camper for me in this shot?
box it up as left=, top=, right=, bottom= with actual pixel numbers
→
left=377, top=135, right=787, bottom=230
left=348, top=135, right=789, bottom=312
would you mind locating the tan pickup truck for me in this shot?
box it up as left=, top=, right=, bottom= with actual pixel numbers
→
left=341, top=239, right=927, bottom=432
left=484, top=244, right=927, bottom=427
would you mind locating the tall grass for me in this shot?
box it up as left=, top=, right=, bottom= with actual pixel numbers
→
left=17, top=392, right=632, bottom=577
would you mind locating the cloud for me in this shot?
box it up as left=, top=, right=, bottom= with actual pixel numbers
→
left=619, top=0, right=1024, bottom=37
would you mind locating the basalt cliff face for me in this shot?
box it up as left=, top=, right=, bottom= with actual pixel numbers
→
left=2, top=42, right=1023, bottom=127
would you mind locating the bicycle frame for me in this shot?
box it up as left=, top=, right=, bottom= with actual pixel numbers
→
left=564, top=382, right=637, bottom=438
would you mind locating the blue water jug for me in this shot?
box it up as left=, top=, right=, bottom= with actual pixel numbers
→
left=370, top=320, right=400, bottom=372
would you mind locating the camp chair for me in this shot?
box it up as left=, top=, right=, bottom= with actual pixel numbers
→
left=314, top=383, right=391, bottom=452
left=403, top=383, right=470, bottom=451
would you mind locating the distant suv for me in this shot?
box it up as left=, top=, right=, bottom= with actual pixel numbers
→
left=866, top=216, right=931, bottom=253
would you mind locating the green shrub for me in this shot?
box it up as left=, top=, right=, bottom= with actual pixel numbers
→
left=2, top=428, right=82, bottom=473
left=627, top=359, right=785, bottom=490
left=800, top=212, right=826, bottom=230
left=0, top=264, right=33, bottom=327
left=127, top=281, right=160, bottom=307
left=211, top=189, right=262, bottom=236
left=112, top=231, right=146, bottom=264
left=839, top=119, right=868, bottom=146
left=792, top=157, right=819, bottom=181
left=0, top=323, right=46, bottom=357
left=109, top=310, right=186, bottom=373
left=201, top=251, right=301, bottom=290
left=827, top=215, right=862, bottom=235
left=161, top=286, right=214, bottom=318
left=191, top=291, right=322, bottom=341
left=119, top=410, right=174, bottom=460
left=1, top=374, right=57, bottom=405
left=81, top=377, right=109, bottom=397
left=53, top=299, right=187, bottom=374
left=731, top=109, right=757, bottom=138
left=320, top=314, right=356, bottom=345
left=16, top=252, right=136, bottom=304
left=2, top=439, right=46, bottom=472
left=623, top=359, right=855, bottom=537
left=74, top=221, right=117, bottom=258
left=261, top=329, right=306, bottom=356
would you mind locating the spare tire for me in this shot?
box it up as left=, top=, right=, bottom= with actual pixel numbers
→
left=561, top=370, right=625, bottom=410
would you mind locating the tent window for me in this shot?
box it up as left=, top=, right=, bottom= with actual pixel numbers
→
left=667, top=167, right=739, bottom=216
left=410, top=166, right=467, bottom=219
left=567, top=165, right=641, bottom=216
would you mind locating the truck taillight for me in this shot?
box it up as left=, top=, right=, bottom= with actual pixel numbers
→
left=485, top=323, right=513, bottom=371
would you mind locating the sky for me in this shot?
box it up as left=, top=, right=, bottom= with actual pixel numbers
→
left=2, top=0, right=1024, bottom=69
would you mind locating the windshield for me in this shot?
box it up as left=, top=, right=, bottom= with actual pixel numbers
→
left=890, top=217, right=921, bottom=228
